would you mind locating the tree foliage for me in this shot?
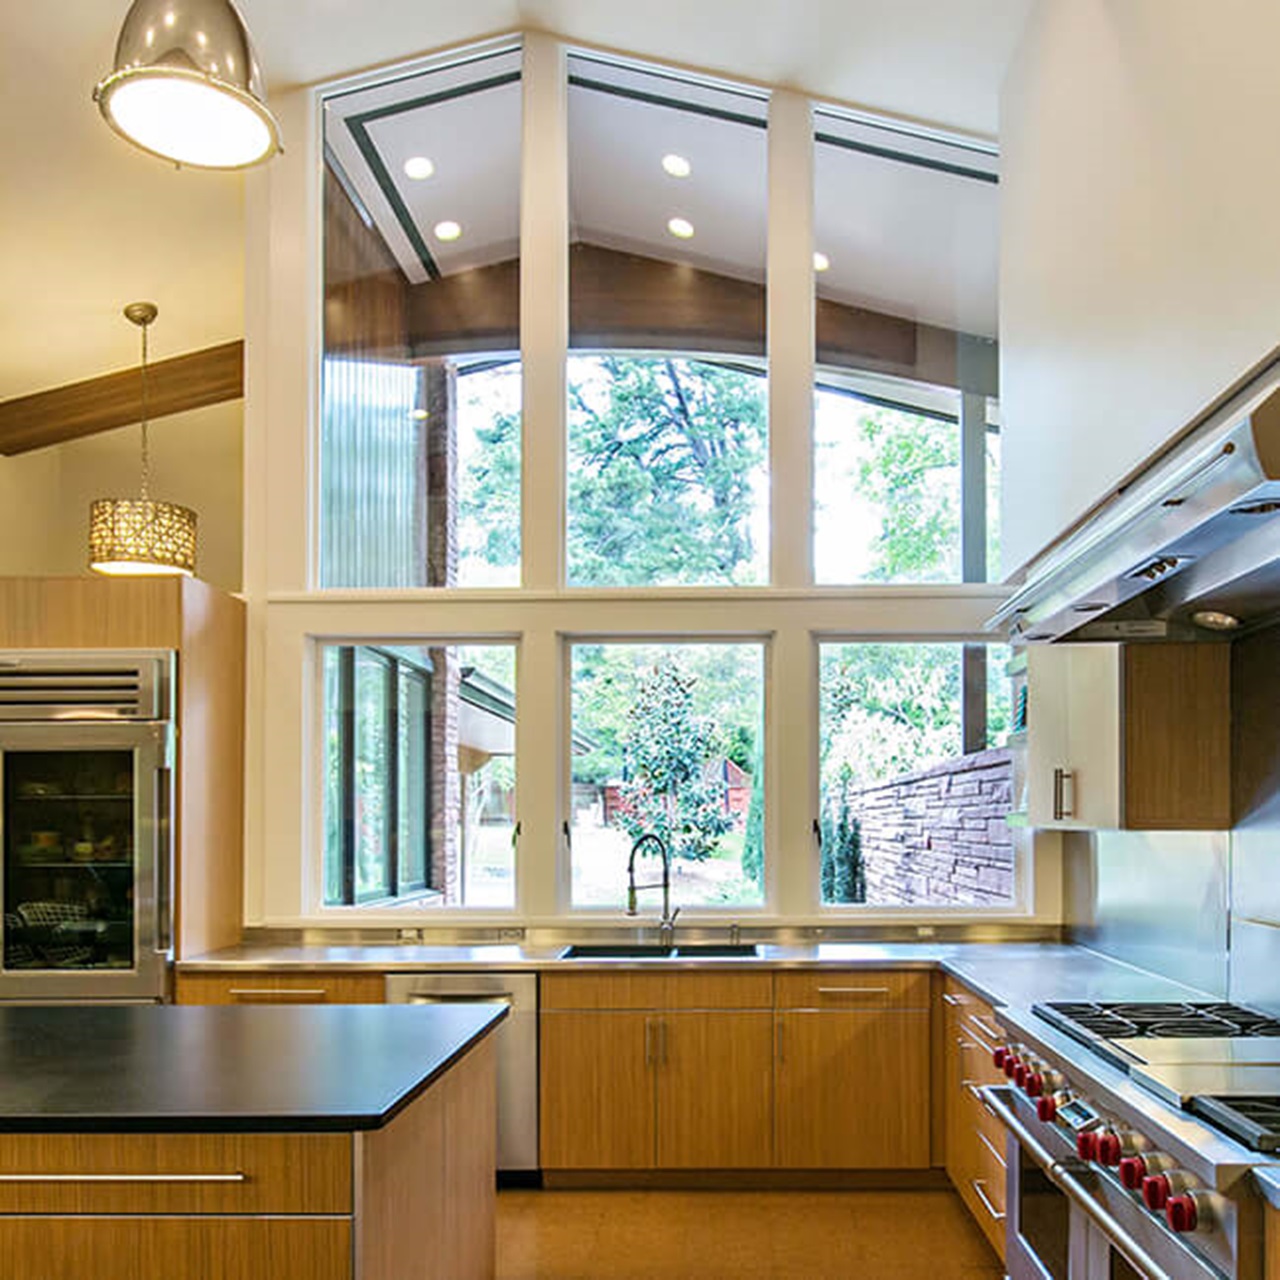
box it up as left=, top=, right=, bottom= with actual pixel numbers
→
left=615, top=660, right=733, bottom=863
left=820, top=787, right=865, bottom=904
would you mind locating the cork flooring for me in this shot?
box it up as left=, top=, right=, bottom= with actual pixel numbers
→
left=496, top=1188, right=1004, bottom=1279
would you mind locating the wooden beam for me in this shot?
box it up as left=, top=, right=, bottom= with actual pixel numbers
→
left=0, top=341, right=244, bottom=456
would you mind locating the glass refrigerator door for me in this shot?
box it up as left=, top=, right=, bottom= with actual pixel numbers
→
left=0, top=724, right=169, bottom=1000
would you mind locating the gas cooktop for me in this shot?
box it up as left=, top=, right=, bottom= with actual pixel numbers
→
left=1034, top=1000, right=1280, bottom=1043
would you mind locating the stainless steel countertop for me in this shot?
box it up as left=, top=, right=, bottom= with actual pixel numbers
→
left=176, top=941, right=1211, bottom=1008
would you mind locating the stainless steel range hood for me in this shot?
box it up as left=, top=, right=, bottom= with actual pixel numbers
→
left=990, top=357, right=1280, bottom=641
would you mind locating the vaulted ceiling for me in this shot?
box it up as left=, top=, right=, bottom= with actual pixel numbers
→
left=0, top=0, right=1032, bottom=401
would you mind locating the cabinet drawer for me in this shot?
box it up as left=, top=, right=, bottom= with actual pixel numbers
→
left=174, top=972, right=385, bottom=1005
left=959, top=1116, right=1007, bottom=1260
left=775, top=970, right=928, bottom=1010
left=541, top=971, right=771, bottom=1011
left=0, top=1217, right=350, bottom=1280
left=0, top=1132, right=352, bottom=1215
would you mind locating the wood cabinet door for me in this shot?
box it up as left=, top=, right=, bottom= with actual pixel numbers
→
left=775, top=1011, right=930, bottom=1169
left=655, top=1012, right=773, bottom=1168
left=539, top=1011, right=654, bottom=1169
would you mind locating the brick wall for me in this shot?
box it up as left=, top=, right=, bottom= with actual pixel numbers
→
left=851, top=747, right=1014, bottom=906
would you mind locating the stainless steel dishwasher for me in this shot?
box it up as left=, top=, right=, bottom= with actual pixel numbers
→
left=385, top=972, right=538, bottom=1173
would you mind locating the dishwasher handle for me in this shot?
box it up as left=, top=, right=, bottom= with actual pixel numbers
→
left=405, top=992, right=516, bottom=1007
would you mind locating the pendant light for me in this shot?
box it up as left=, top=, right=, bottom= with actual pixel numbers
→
left=94, top=0, right=281, bottom=170
left=88, top=304, right=198, bottom=578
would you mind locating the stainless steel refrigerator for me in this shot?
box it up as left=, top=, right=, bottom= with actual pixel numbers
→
left=0, top=651, right=174, bottom=1002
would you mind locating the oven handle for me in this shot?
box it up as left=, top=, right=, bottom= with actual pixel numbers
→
left=979, top=1086, right=1171, bottom=1280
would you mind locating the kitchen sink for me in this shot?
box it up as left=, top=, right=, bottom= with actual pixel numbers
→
left=557, top=943, right=761, bottom=959
left=559, top=944, right=674, bottom=959
left=672, top=944, right=760, bottom=958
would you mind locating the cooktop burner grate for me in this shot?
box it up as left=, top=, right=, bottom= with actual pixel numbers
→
left=1034, top=1000, right=1280, bottom=1044
left=1189, top=1095, right=1280, bottom=1153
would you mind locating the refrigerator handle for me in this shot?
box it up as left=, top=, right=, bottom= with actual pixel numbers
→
left=155, top=766, right=173, bottom=956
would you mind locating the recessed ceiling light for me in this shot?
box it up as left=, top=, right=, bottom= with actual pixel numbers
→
left=662, top=153, right=691, bottom=178
left=813, top=251, right=831, bottom=272
left=667, top=217, right=694, bottom=239
left=403, top=156, right=435, bottom=180
left=434, top=220, right=462, bottom=241
left=1191, top=609, right=1241, bottom=632
left=409, top=408, right=429, bottom=421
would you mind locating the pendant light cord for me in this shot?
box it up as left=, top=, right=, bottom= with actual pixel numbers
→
left=139, top=320, right=151, bottom=504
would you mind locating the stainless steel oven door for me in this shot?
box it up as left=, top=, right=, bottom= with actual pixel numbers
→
left=983, top=1085, right=1228, bottom=1280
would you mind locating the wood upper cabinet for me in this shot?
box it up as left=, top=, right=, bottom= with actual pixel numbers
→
left=173, top=972, right=385, bottom=1005
left=539, top=972, right=773, bottom=1170
left=1025, top=642, right=1230, bottom=830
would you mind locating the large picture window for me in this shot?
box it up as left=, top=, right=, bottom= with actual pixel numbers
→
left=282, top=40, right=1027, bottom=925
left=323, top=643, right=517, bottom=908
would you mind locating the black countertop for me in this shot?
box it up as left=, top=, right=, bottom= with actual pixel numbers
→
left=0, top=1003, right=505, bottom=1133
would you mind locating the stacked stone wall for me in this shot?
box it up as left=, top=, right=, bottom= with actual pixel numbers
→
left=851, top=747, right=1014, bottom=906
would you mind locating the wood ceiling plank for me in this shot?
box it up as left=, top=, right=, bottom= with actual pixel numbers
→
left=0, top=340, right=245, bottom=456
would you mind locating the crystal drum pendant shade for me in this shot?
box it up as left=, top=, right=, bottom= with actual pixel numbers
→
left=94, top=0, right=281, bottom=169
left=88, top=303, right=198, bottom=578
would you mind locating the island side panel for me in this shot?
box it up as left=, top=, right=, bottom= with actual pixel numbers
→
left=355, top=1036, right=497, bottom=1280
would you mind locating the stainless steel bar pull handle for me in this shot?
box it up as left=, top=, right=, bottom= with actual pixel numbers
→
left=971, top=1179, right=1005, bottom=1222
left=817, top=986, right=889, bottom=996
left=1059, top=768, right=1075, bottom=819
left=941, top=993, right=966, bottom=1006
left=155, top=765, right=173, bottom=954
left=1052, top=767, right=1063, bottom=821
left=0, top=1172, right=247, bottom=1184
left=228, top=988, right=327, bottom=1000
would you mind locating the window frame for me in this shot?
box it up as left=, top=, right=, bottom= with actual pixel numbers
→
left=242, top=36, right=1060, bottom=930
left=325, top=644, right=433, bottom=907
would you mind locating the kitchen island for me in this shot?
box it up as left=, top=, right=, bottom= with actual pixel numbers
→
left=0, top=1003, right=504, bottom=1280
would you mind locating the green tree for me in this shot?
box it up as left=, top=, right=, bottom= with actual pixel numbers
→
left=616, top=660, right=733, bottom=863
left=820, top=782, right=865, bottom=904
left=567, top=356, right=766, bottom=586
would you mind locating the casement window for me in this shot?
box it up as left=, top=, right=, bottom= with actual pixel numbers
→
left=323, top=644, right=517, bottom=908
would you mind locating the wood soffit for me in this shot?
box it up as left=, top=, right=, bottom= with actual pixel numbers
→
left=0, top=341, right=245, bottom=457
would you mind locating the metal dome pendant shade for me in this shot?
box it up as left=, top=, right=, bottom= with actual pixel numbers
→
left=94, top=0, right=282, bottom=170
left=88, top=303, right=198, bottom=578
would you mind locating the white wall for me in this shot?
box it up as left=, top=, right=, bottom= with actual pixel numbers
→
left=999, top=0, right=1280, bottom=577
left=0, top=403, right=244, bottom=593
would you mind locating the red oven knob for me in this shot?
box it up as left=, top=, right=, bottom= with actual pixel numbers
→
left=1013, top=1063, right=1029, bottom=1087
left=1024, top=1072, right=1044, bottom=1097
left=1142, top=1175, right=1171, bottom=1211
left=1096, top=1133, right=1123, bottom=1166
left=1004, top=1054, right=1020, bottom=1079
left=1036, top=1095, right=1058, bottom=1123
left=1076, top=1131, right=1099, bottom=1161
left=993, top=1047, right=1008, bottom=1069
left=1118, top=1156, right=1147, bottom=1190
left=1166, top=1194, right=1200, bottom=1234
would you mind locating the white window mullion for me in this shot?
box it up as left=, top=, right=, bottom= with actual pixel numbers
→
left=767, top=91, right=818, bottom=914
left=516, top=33, right=570, bottom=916
left=519, top=33, right=569, bottom=593
left=767, top=89, right=815, bottom=590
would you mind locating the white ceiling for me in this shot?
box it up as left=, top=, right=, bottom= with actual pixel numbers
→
left=0, top=1, right=1032, bottom=400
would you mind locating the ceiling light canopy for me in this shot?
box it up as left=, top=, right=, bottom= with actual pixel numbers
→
left=662, top=153, right=692, bottom=178
left=404, top=155, right=435, bottom=180
left=94, top=0, right=281, bottom=170
left=667, top=217, right=695, bottom=240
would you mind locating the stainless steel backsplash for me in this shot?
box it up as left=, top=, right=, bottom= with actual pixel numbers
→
left=1064, top=829, right=1230, bottom=996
